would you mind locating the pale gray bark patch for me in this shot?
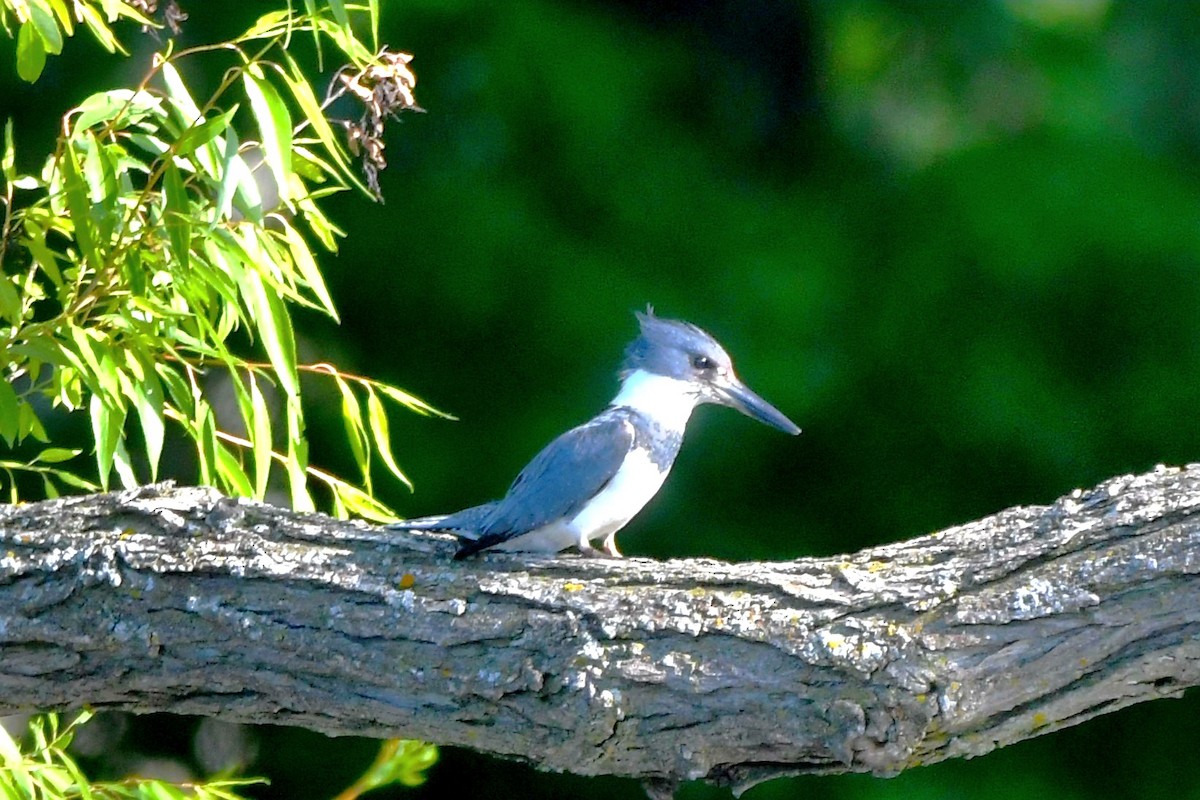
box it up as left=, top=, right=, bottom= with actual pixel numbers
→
left=1, top=466, right=1198, bottom=795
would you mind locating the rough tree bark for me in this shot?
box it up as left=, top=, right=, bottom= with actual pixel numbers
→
left=1, top=465, right=1198, bottom=795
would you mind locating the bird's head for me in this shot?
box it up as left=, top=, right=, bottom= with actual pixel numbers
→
left=620, top=308, right=800, bottom=435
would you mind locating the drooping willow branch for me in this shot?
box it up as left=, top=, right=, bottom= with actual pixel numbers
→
left=1, top=465, right=1198, bottom=795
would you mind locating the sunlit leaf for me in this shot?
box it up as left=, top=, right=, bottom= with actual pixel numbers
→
left=249, top=374, right=273, bottom=499
left=89, top=394, right=125, bottom=490
left=301, top=0, right=322, bottom=60
left=29, top=447, right=82, bottom=464
left=375, top=382, right=454, bottom=419
left=281, top=220, right=337, bottom=318
left=28, top=0, right=64, bottom=54
left=329, top=480, right=396, bottom=522
left=162, top=159, right=191, bottom=270
left=112, top=436, right=137, bottom=488
left=59, top=147, right=101, bottom=272
left=23, top=231, right=64, bottom=288
left=334, top=375, right=369, bottom=487
left=281, top=54, right=368, bottom=193
left=128, top=357, right=166, bottom=481
left=16, top=22, right=47, bottom=86
left=242, top=269, right=299, bottom=397
left=0, top=377, right=19, bottom=446
left=327, top=0, right=350, bottom=29
left=243, top=67, right=293, bottom=203
left=19, top=402, right=49, bottom=443
left=160, top=60, right=221, bottom=176
left=0, top=273, right=20, bottom=324
left=366, top=386, right=412, bottom=490
left=285, top=399, right=313, bottom=511
left=2, top=118, right=15, bottom=182
left=215, top=441, right=254, bottom=498
left=369, top=0, right=380, bottom=50
left=174, top=107, right=238, bottom=161
left=75, top=2, right=124, bottom=54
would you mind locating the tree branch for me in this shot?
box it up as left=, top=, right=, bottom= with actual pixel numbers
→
left=2, top=465, right=1198, bottom=795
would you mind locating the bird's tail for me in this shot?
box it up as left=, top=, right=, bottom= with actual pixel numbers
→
left=386, top=502, right=499, bottom=541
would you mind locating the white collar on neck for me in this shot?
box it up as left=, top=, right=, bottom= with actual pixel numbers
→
left=609, top=369, right=699, bottom=430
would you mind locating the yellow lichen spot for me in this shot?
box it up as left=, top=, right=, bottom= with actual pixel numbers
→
left=689, top=587, right=707, bottom=597
left=867, top=560, right=889, bottom=573
left=397, top=573, right=416, bottom=590
left=562, top=582, right=584, bottom=592
left=1032, top=712, right=1048, bottom=729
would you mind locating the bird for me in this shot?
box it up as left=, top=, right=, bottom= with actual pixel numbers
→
left=389, top=308, right=800, bottom=559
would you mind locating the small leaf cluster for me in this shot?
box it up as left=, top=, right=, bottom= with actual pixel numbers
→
left=0, top=0, right=438, bottom=517
left=0, top=710, right=265, bottom=799
left=1, top=0, right=154, bottom=82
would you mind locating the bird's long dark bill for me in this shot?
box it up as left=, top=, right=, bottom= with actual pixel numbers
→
left=720, top=380, right=801, bottom=435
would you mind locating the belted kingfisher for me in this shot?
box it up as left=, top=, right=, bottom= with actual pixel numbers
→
left=391, top=309, right=800, bottom=559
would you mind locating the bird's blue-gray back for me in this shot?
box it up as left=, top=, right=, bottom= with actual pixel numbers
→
left=475, top=410, right=635, bottom=538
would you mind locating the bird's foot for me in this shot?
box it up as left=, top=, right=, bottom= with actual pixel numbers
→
left=578, top=540, right=623, bottom=558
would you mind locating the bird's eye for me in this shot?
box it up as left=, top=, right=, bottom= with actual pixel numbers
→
left=691, top=355, right=716, bottom=371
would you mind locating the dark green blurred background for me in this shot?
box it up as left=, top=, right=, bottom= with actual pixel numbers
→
left=5, top=0, right=1200, bottom=797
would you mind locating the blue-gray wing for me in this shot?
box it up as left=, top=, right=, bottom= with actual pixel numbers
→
left=476, top=412, right=634, bottom=540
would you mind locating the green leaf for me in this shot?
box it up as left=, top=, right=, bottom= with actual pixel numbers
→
left=330, top=480, right=395, bottom=522
left=89, top=394, right=126, bottom=491
left=194, top=399, right=216, bottom=485
left=59, top=147, right=101, bottom=272
left=242, top=269, right=299, bottom=397
left=375, top=382, right=454, bottom=419
left=0, top=273, right=21, bottom=324
left=215, top=441, right=254, bottom=498
left=28, top=1, right=64, bottom=55
left=71, top=89, right=164, bottom=133
left=19, top=402, right=49, bottom=443
left=282, top=54, right=368, bottom=194
left=2, top=118, right=15, bottom=183
left=0, top=718, right=23, bottom=764
left=160, top=60, right=221, bottom=176
left=366, top=386, right=412, bottom=490
left=285, top=399, right=313, bottom=511
left=50, top=468, right=99, bottom=492
left=369, top=0, right=380, bottom=50
left=174, top=106, right=238, bottom=160
left=129, top=360, right=165, bottom=481
left=243, top=68, right=293, bottom=203
left=0, top=378, right=19, bottom=446
left=112, top=436, right=138, bottom=488
left=162, top=159, right=191, bottom=269
left=247, top=375, right=273, bottom=499
left=327, top=0, right=350, bottom=29
left=335, top=375, right=369, bottom=487
left=16, top=22, right=47, bottom=83
left=23, top=231, right=64, bottom=288
left=41, top=473, right=60, bottom=499
left=76, top=2, right=124, bottom=54
left=281, top=220, right=337, bottom=318
left=29, top=447, right=82, bottom=464
left=66, top=325, right=118, bottom=399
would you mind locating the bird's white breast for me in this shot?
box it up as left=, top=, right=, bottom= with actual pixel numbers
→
left=488, top=445, right=669, bottom=552
left=569, top=447, right=669, bottom=543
